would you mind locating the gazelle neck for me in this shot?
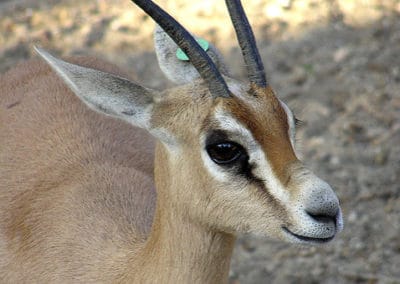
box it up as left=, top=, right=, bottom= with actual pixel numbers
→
left=129, top=143, right=235, bottom=283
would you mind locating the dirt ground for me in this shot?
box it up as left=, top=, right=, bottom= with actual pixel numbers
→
left=1, top=0, right=399, bottom=283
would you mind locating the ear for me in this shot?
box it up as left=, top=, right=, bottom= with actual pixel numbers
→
left=154, top=25, right=231, bottom=85
left=35, top=47, right=159, bottom=130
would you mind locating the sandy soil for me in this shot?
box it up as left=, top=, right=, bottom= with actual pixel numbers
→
left=1, top=0, right=399, bottom=283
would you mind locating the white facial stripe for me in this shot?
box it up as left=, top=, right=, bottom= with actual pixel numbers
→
left=201, top=108, right=290, bottom=203
left=214, top=108, right=257, bottom=148
left=226, top=78, right=295, bottom=147
left=249, top=147, right=290, bottom=203
left=226, top=79, right=259, bottom=110
left=200, top=149, right=229, bottom=182
left=200, top=108, right=254, bottom=182
left=279, top=100, right=295, bottom=146
left=226, top=79, right=247, bottom=99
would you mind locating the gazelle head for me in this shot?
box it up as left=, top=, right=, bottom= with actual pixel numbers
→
left=35, top=0, right=343, bottom=244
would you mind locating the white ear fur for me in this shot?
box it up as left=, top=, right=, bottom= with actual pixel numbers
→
left=35, top=47, right=158, bottom=130
left=153, top=25, right=231, bottom=85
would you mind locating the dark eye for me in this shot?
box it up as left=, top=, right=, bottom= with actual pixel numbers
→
left=206, top=141, right=244, bottom=165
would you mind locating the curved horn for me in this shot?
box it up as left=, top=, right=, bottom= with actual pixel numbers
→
left=131, top=0, right=231, bottom=98
left=225, top=0, right=267, bottom=88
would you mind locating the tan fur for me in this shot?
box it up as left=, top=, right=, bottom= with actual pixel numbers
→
left=223, top=86, right=299, bottom=185
left=0, top=58, right=238, bottom=283
left=0, top=51, right=342, bottom=282
left=0, top=58, right=157, bottom=282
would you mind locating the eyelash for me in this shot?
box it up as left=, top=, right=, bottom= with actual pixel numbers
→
left=294, top=116, right=303, bottom=128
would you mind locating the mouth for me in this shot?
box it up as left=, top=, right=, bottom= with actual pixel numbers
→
left=282, top=226, right=336, bottom=244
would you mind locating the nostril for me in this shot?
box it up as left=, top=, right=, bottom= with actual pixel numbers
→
left=306, top=211, right=337, bottom=225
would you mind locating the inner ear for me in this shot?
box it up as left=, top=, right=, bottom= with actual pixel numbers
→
left=154, top=25, right=231, bottom=85
left=35, top=47, right=181, bottom=147
left=35, top=47, right=158, bottom=129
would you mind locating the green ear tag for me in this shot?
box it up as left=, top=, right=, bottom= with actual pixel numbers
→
left=176, top=38, right=210, bottom=61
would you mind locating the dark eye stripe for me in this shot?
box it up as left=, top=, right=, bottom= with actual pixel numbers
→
left=204, top=130, right=271, bottom=191
left=205, top=129, right=230, bottom=146
left=205, top=130, right=258, bottom=182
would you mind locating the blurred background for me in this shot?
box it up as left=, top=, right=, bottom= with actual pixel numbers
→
left=1, top=0, right=399, bottom=283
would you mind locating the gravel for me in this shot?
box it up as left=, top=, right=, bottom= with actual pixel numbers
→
left=1, top=0, right=399, bottom=283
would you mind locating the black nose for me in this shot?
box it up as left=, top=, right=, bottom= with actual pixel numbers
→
left=306, top=210, right=338, bottom=225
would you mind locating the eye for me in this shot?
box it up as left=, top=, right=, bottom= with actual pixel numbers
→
left=206, top=141, right=244, bottom=165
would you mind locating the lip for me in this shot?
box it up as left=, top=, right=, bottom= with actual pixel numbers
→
left=282, top=226, right=336, bottom=244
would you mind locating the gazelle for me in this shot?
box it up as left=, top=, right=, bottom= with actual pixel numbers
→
left=0, top=0, right=343, bottom=282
